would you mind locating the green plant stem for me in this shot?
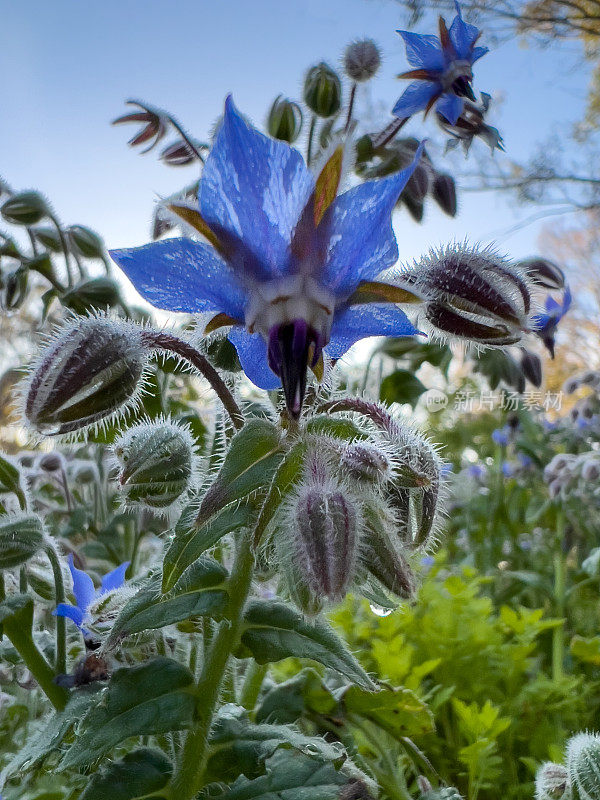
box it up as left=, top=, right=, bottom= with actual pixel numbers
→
left=4, top=617, right=67, bottom=710
left=307, top=115, right=317, bottom=166
left=239, top=661, right=267, bottom=710
left=170, top=532, right=254, bottom=799
left=552, top=509, right=567, bottom=683
left=45, top=545, right=67, bottom=675
left=49, top=213, right=75, bottom=287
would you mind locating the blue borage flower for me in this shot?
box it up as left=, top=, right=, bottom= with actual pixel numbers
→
left=393, top=2, right=488, bottom=125
left=532, top=287, right=572, bottom=358
left=110, top=96, right=423, bottom=418
left=53, top=554, right=130, bottom=635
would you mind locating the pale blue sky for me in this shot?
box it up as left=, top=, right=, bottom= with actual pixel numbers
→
left=0, top=0, right=590, bottom=289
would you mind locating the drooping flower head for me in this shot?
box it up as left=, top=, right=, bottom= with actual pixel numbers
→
left=110, top=97, right=422, bottom=418
left=393, top=2, right=489, bottom=125
left=532, top=286, right=572, bottom=358
left=53, top=554, right=130, bottom=635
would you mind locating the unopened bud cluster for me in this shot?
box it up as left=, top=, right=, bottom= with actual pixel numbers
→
left=544, top=452, right=600, bottom=500
left=399, top=244, right=533, bottom=348
left=113, top=418, right=195, bottom=510
left=535, top=730, right=600, bottom=800
left=564, top=370, right=600, bottom=431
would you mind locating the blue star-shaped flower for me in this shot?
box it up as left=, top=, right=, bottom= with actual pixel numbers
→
left=393, top=2, right=488, bottom=125
left=110, top=96, right=422, bottom=418
left=53, top=554, right=130, bottom=635
left=532, top=286, right=572, bottom=357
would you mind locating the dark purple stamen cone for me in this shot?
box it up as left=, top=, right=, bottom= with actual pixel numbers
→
left=268, top=320, right=321, bottom=419
left=452, top=76, right=476, bottom=101
left=293, top=486, right=357, bottom=603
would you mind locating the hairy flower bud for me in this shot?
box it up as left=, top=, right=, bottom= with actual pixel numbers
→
left=1, top=191, right=50, bottom=226
left=112, top=99, right=169, bottom=153
left=402, top=244, right=532, bottom=347
left=0, top=513, right=45, bottom=570
left=304, top=62, right=342, bottom=118
left=3, top=267, right=28, bottom=310
left=23, top=316, right=147, bottom=435
left=432, top=173, right=457, bottom=217
left=267, top=96, right=303, bottom=143
left=62, top=277, right=122, bottom=314
left=67, top=225, right=105, bottom=260
left=344, top=39, right=381, bottom=82
left=535, top=762, right=571, bottom=800
left=288, top=458, right=359, bottom=603
left=38, top=452, right=64, bottom=472
left=341, top=442, right=392, bottom=484
left=160, top=138, right=205, bottom=166
left=113, top=418, right=194, bottom=509
left=520, top=349, right=543, bottom=387
left=520, top=257, right=565, bottom=291
left=361, top=506, right=416, bottom=599
left=567, top=732, right=600, bottom=800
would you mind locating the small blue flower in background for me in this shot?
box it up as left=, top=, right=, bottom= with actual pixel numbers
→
left=467, top=463, right=486, bottom=481
left=517, top=452, right=532, bottom=469
left=53, top=554, right=129, bottom=635
left=421, top=555, right=435, bottom=570
left=393, top=1, right=488, bottom=125
left=501, top=461, right=514, bottom=478
left=111, top=97, right=422, bottom=419
left=532, top=287, right=572, bottom=358
left=492, top=426, right=509, bottom=446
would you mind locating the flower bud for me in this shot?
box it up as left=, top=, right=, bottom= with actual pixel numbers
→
left=520, top=349, right=543, bottom=387
left=535, top=762, right=570, bottom=800
left=361, top=508, right=416, bottom=599
left=582, top=458, right=600, bottom=482
left=32, top=226, right=63, bottom=253
left=341, top=442, right=392, bottom=484
left=403, top=244, right=532, bottom=347
left=520, top=257, right=565, bottom=291
left=23, top=316, right=147, bottom=435
left=432, top=173, right=457, bottom=216
left=404, top=163, right=430, bottom=204
left=67, top=225, right=105, bottom=259
left=3, top=267, right=28, bottom=310
left=344, top=39, right=381, bottom=82
left=267, top=96, right=303, bottom=143
left=38, top=452, right=64, bottom=472
left=1, top=191, right=50, bottom=226
left=284, top=562, right=325, bottom=616
left=160, top=138, right=205, bottom=166
left=304, top=63, right=342, bottom=118
left=0, top=513, right=45, bottom=569
left=62, top=277, right=122, bottom=313
left=289, top=460, right=359, bottom=603
left=567, top=732, right=600, bottom=800
left=112, top=100, right=168, bottom=153
left=113, top=419, right=194, bottom=509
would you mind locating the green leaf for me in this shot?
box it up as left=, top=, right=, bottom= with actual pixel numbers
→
left=0, top=453, right=26, bottom=508
left=197, top=419, right=283, bottom=526
left=61, top=658, right=195, bottom=768
left=255, top=669, right=338, bottom=725
left=205, top=704, right=345, bottom=782
left=109, top=557, right=228, bottom=644
left=239, top=599, right=374, bottom=690
left=3, top=688, right=100, bottom=778
left=205, top=748, right=350, bottom=799
left=338, top=684, right=433, bottom=739
left=571, top=635, right=600, bottom=665
left=163, top=503, right=253, bottom=591
left=0, top=593, right=33, bottom=629
left=380, top=369, right=426, bottom=408
left=252, top=442, right=306, bottom=547
left=0, top=514, right=45, bottom=569
left=79, top=748, right=172, bottom=800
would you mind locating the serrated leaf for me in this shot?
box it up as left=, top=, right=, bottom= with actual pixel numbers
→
left=163, top=503, right=253, bottom=591
left=79, top=748, right=172, bottom=800
left=61, top=658, right=195, bottom=768
left=197, top=419, right=283, bottom=526
left=109, top=557, right=228, bottom=644
left=239, top=599, right=374, bottom=690
left=205, top=748, right=349, bottom=799
left=205, top=704, right=345, bottom=782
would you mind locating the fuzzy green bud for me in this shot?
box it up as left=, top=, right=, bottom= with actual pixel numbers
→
left=343, top=39, right=381, bottom=82
left=1, top=191, right=50, bottom=226
left=566, top=732, right=600, bottom=800
left=0, top=513, right=45, bottom=569
left=114, top=419, right=194, bottom=509
left=535, top=762, right=571, bottom=800
left=268, top=96, right=303, bottom=143
left=24, top=316, right=147, bottom=435
left=304, top=63, right=342, bottom=118
left=341, top=442, right=392, bottom=484
left=3, top=267, right=28, bottom=310
left=67, top=225, right=105, bottom=259
left=62, top=277, right=122, bottom=313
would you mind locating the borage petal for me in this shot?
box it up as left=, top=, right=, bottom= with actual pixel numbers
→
left=326, top=303, right=421, bottom=360
left=228, top=328, right=281, bottom=391
left=320, top=144, right=424, bottom=298
left=110, top=238, right=247, bottom=318
left=436, top=92, right=464, bottom=125
left=100, top=561, right=130, bottom=594
left=397, top=31, right=445, bottom=71
left=393, top=81, right=440, bottom=120
left=200, top=96, right=314, bottom=281
left=53, top=602, right=84, bottom=628
left=449, top=3, right=481, bottom=60
left=68, top=554, right=95, bottom=614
